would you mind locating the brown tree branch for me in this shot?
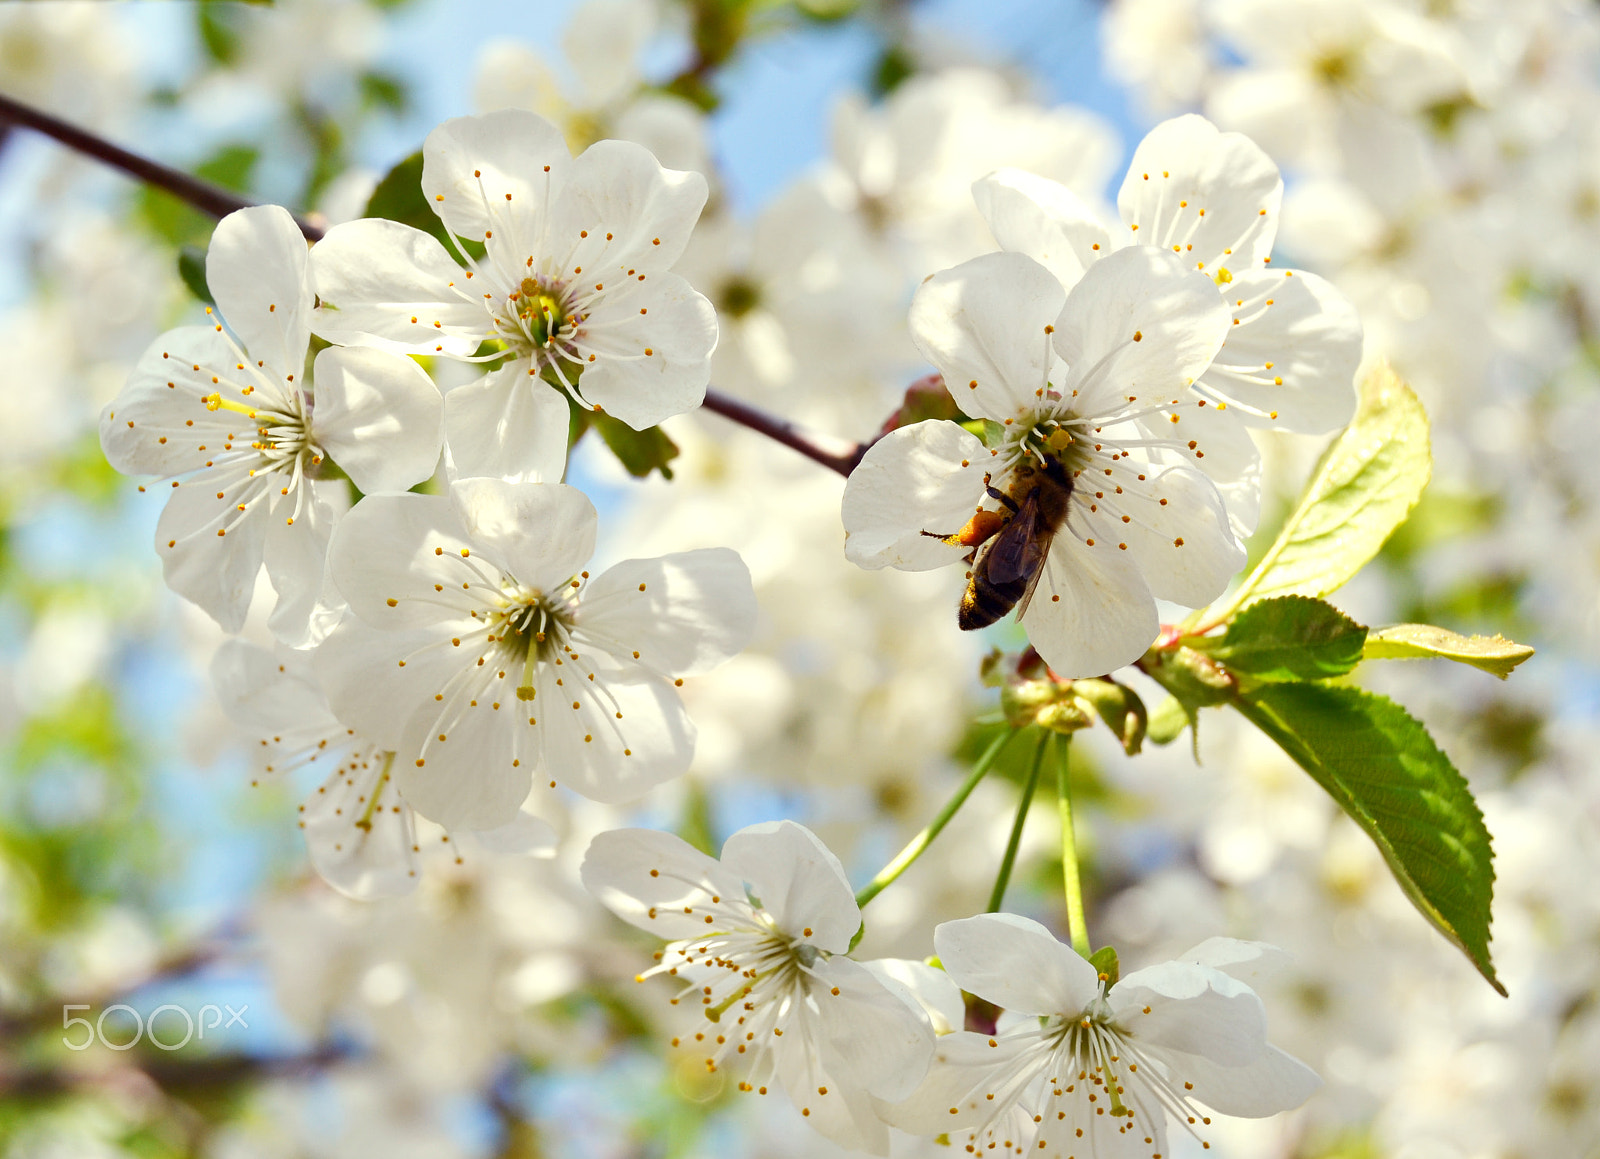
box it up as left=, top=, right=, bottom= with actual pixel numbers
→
left=0, top=90, right=326, bottom=241
left=699, top=389, right=868, bottom=477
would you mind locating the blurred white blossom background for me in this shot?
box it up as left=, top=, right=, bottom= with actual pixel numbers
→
left=0, top=1, right=1595, bottom=1157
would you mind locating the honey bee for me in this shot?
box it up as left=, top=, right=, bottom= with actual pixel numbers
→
left=925, top=457, right=1075, bottom=630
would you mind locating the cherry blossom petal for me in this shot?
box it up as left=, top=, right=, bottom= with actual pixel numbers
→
left=441, top=362, right=570, bottom=484
left=395, top=684, right=533, bottom=830
left=568, top=271, right=716, bottom=430
left=863, top=959, right=965, bottom=1037
left=263, top=483, right=345, bottom=648
left=421, top=108, right=571, bottom=246
left=1117, top=114, right=1283, bottom=273
left=1160, top=1042, right=1321, bottom=1118
left=1175, top=938, right=1293, bottom=986
left=534, top=663, right=694, bottom=804
left=909, top=252, right=1065, bottom=422
left=577, top=548, right=756, bottom=677
left=326, top=493, right=483, bottom=628
left=814, top=956, right=937, bottom=1102
left=580, top=827, right=751, bottom=941
left=1110, top=961, right=1267, bottom=1067
left=1198, top=266, right=1362, bottom=433
left=973, top=167, right=1110, bottom=289
left=880, top=1030, right=1040, bottom=1137
left=1052, top=246, right=1231, bottom=418
left=209, top=639, right=336, bottom=741
left=316, top=615, right=459, bottom=750
left=721, top=820, right=858, bottom=952
left=841, top=420, right=990, bottom=571
left=1142, top=398, right=1264, bottom=536
left=311, top=345, right=443, bottom=494
left=461, top=810, right=557, bottom=857
left=448, top=478, right=596, bottom=592
left=545, top=137, right=708, bottom=274
left=934, top=913, right=1100, bottom=1016
left=299, top=759, right=420, bottom=900
left=207, top=205, right=312, bottom=386
left=771, top=1021, right=891, bottom=1155
left=309, top=217, right=485, bottom=355
left=1107, top=463, right=1245, bottom=607
left=1021, top=531, right=1160, bottom=678
left=100, top=327, right=246, bottom=477
left=156, top=474, right=272, bottom=633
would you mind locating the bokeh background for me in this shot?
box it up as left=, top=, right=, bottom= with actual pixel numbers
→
left=0, top=0, right=1596, bottom=1156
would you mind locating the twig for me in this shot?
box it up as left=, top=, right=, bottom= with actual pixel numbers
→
left=700, top=389, right=868, bottom=477
left=0, top=90, right=326, bottom=241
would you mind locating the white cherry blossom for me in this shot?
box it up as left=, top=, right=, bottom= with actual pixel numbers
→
left=886, top=915, right=1320, bottom=1157
left=973, top=116, right=1363, bottom=440
left=582, top=821, right=937, bottom=1155
left=98, top=205, right=443, bottom=642
left=316, top=477, right=756, bottom=831
left=842, top=246, right=1246, bottom=678
left=310, top=109, right=717, bottom=483
left=210, top=639, right=554, bottom=899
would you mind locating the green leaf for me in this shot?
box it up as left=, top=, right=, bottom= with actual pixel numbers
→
left=1232, top=683, right=1502, bottom=994
left=177, top=246, right=214, bottom=305
left=1087, top=944, right=1120, bottom=986
left=1364, top=624, right=1534, bottom=680
left=1195, top=596, right=1367, bottom=682
left=588, top=411, right=680, bottom=480
left=363, top=151, right=448, bottom=247
left=1207, top=364, right=1431, bottom=623
left=363, top=149, right=484, bottom=263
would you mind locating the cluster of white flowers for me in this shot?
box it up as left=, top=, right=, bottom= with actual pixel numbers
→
left=2, top=0, right=1595, bottom=1155
left=842, top=114, right=1360, bottom=678
left=78, top=67, right=1365, bottom=1149
left=584, top=820, right=1317, bottom=1156
left=98, top=109, right=756, bottom=897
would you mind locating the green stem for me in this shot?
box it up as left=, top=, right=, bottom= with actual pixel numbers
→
left=986, top=729, right=1050, bottom=913
left=855, top=727, right=1020, bottom=909
left=1055, top=734, right=1090, bottom=957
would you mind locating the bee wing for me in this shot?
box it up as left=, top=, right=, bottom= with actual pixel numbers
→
left=1011, top=529, right=1058, bottom=621
left=983, top=491, right=1045, bottom=586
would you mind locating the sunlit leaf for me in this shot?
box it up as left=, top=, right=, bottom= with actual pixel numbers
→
left=1207, top=364, right=1431, bottom=623
left=1195, top=596, right=1367, bottom=682
left=1364, top=624, right=1534, bottom=680
left=1233, top=683, right=1502, bottom=994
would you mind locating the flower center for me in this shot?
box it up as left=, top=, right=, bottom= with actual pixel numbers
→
left=486, top=585, right=578, bottom=702
left=496, top=276, right=578, bottom=367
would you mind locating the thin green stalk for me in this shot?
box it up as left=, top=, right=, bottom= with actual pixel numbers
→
left=1055, top=734, right=1090, bottom=957
left=986, top=729, right=1050, bottom=913
left=855, top=727, right=1020, bottom=909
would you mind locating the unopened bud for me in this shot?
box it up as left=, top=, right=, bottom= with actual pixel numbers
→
left=1071, top=678, right=1148, bottom=756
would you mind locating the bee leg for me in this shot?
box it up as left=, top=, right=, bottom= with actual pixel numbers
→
left=981, top=474, right=1019, bottom=513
